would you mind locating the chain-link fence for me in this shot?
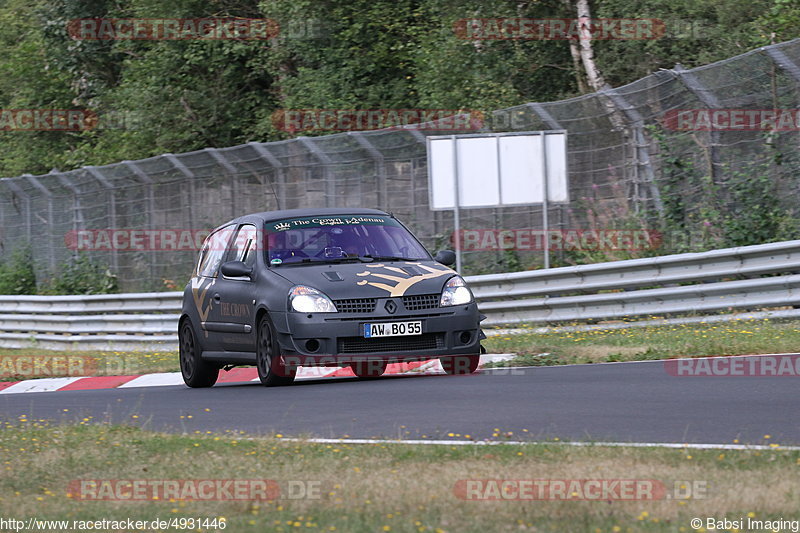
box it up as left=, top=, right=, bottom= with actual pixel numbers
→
left=2, top=39, right=800, bottom=292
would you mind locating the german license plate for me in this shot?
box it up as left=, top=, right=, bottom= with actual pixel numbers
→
left=363, top=321, right=422, bottom=338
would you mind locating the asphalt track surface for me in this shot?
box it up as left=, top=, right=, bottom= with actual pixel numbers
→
left=1, top=359, right=798, bottom=446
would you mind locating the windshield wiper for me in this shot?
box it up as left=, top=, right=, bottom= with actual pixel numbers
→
left=362, top=255, right=418, bottom=262
left=276, top=254, right=419, bottom=266
left=279, top=255, right=372, bottom=266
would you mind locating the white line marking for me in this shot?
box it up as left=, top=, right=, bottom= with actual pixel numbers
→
left=0, top=377, right=83, bottom=394
left=296, top=367, right=343, bottom=379
left=483, top=352, right=800, bottom=370
left=0, top=352, right=789, bottom=394
left=484, top=309, right=800, bottom=334
left=282, top=437, right=800, bottom=451
left=0, top=354, right=518, bottom=394
left=117, top=372, right=185, bottom=388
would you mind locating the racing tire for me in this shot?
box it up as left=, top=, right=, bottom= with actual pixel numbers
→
left=351, top=360, right=388, bottom=378
left=440, top=354, right=480, bottom=375
left=256, top=315, right=296, bottom=386
left=179, top=320, right=219, bottom=388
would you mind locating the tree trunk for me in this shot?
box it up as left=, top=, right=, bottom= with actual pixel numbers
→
left=574, top=0, right=607, bottom=92
left=569, top=40, right=589, bottom=93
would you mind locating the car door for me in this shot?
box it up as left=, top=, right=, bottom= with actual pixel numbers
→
left=194, top=225, right=236, bottom=353
left=215, top=223, right=259, bottom=352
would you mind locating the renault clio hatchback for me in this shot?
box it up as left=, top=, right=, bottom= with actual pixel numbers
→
left=180, top=208, right=484, bottom=387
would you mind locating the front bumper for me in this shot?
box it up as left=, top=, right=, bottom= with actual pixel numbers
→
left=270, top=300, right=482, bottom=366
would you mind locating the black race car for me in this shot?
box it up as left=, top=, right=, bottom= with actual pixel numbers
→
left=179, top=208, right=484, bottom=387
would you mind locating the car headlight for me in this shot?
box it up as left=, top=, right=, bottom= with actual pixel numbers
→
left=440, top=275, right=473, bottom=307
left=289, top=285, right=337, bottom=313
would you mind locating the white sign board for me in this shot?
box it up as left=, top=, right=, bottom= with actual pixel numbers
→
left=427, top=131, right=568, bottom=210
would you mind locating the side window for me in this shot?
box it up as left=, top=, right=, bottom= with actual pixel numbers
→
left=228, top=224, right=258, bottom=268
left=196, top=226, right=234, bottom=277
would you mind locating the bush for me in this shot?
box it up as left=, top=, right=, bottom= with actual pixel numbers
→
left=0, top=245, right=37, bottom=294
left=40, top=254, right=118, bottom=295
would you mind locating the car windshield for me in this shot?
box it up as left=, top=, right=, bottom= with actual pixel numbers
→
left=265, top=215, right=430, bottom=265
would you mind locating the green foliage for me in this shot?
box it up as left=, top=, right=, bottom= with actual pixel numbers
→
left=717, top=164, right=786, bottom=246
left=40, top=254, right=119, bottom=295
left=1, top=0, right=799, bottom=174
left=461, top=249, right=536, bottom=275
left=593, top=0, right=800, bottom=86
left=647, top=124, right=798, bottom=252
left=0, top=0, right=79, bottom=176
left=0, top=246, right=118, bottom=295
left=1, top=0, right=800, bottom=276
left=0, top=245, right=37, bottom=294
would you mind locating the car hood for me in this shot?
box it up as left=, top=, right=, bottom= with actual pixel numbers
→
left=270, top=260, right=457, bottom=299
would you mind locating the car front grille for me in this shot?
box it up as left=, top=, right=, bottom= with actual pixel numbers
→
left=402, top=294, right=440, bottom=311
left=334, top=298, right=377, bottom=313
left=337, top=333, right=443, bottom=354
left=324, top=311, right=454, bottom=322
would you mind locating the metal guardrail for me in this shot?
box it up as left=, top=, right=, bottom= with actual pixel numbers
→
left=470, top=239, right=800, bottom=326
left=468, top=239, right=800, bottom=299
left=2, top=240, right=800, bottom=350
left=0, top=293, right=182, bottom=351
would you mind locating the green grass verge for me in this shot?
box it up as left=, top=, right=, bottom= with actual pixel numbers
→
left=0, top=349, right=178, bottom=381
left=3, top=317, right=800, bottom=381
left=483, top=318, right=800, bottom=368
left=1, top=422, right=798, bottom=532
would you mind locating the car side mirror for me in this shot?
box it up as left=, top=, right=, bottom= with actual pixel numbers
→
left=434, top=250, right=456, bottom=266
left=220, top=260, right=253, bottom=278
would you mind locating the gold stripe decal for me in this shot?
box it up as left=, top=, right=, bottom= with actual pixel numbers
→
left=356, top=262, right=452, bottom=296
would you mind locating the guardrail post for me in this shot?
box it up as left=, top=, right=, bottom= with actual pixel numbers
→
left=763, top=44, right=800, bottom=83
left=527, top=103, right=569, bottom=266
left=348, top=132, right=387, bottom=209
left=204, top=148, right=240, bottom=217
left=406, top=129, right=428, bottom=225
left=527, top=103, right=562, bottom=130
left=405, top=128, right=427, bottom=145
left=600, top=86, right=664, bottom=215
left=406, top=128, right=429, bottom=218
left=297, top=137, right=335, bottom=207
left=0, top=178, right=32, bottom=245
left=247, top=142, right=287, bottom=211
left=671, top=64, right=722, bottom=184
left=123, top=161, right=157, bottom=280
left=403, top=128, right=448, bottom=249
left=22, top=174, right=56, bottom=271
left=83, top=166, right=118, bottom=272
left=163, top=154, right=196, bottom=232
left=52, top=170, right=85, bottom=234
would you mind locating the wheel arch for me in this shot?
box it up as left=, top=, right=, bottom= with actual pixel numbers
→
left=255, top=306, right=270, bottom=330
left=178, top=314, right=205, bottom=355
